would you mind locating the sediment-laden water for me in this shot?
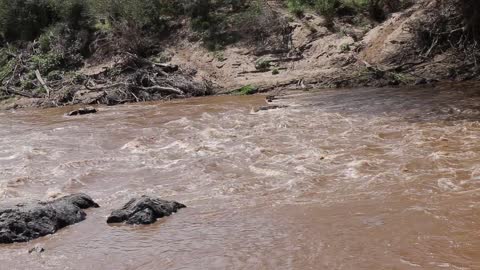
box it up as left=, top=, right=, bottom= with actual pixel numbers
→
left=1, top=84, right=480, bottom=269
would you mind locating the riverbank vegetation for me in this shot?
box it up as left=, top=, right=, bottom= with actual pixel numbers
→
left=0, top=0, right=479, bottom=108
left=285, top=0, right=413, bottom=22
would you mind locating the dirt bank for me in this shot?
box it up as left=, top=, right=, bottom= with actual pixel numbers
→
left=168, top=0, right=479, bottom=93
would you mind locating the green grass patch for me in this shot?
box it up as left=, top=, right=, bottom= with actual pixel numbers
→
left=232, top=85, right=258, bottom=95
left=286, top=0, right=306, bottom=17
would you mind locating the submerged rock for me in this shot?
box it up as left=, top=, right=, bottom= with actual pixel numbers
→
left=254, top=105, right=288, bottom=112
left=66, top=106, right=97, bottom=116
left=0, top=193, right=99, bottom=243
left=266, top=95, right=276, bottom=102
left=107, top=196, right=186, bottom=225
left=28, top=246, right=45, bottom=254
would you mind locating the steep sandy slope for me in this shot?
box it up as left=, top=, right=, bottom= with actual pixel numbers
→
left=167, top=0, right=473, bottom=92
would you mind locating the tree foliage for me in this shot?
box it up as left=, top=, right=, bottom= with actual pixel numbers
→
left=284, top=0, right=412, bottom=21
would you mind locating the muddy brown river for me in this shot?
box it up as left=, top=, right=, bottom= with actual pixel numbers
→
left=1, top=84, right=480, bottom=269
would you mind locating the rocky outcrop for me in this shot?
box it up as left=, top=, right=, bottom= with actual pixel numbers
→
left=107, top=196, right=186, bottom=225
left=0, top=193, right=99, bottom=243
left=66, top=106, right=97, bottom=116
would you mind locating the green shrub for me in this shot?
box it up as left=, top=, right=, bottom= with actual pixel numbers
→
left=0, top=60, right=14, bottom=82
left=214, top=51, right=227, bottom=62
left=283, top=0, right=412, bottom=23
left=0, top=0, right=57, bottom=41
left=0, top=0, right=94, bottom=42
left=255, top=58, right=271, bottom=70
left=21, top=79, right=36, bottom=90
left=94, top=19, right=112, bottom=32
left=38, top=32, right=53, bottom=53
left=234, top=85, right=258, bottom=95
left=315, top=0, right=339, bottom=19
left=71, top=72, right=87, bottom=84
left=340, top=43, right=351, bottom=52
left=272, top=68, right=280, bottom=75
left=286, top=0, right=305, bottom=17
left=31, top=52, right=63, bottom=74
left=47, top=70, right=63, bottom=81
left=0, top=50, right=15, bottom=82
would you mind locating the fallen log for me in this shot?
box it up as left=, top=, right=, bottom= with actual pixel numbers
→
left=84, top=80, right=184, bottom=96
left=131, top=85, right=185, bottom=95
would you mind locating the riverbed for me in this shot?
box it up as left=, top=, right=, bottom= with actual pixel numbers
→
left=1, top=84, right=480, bottom=269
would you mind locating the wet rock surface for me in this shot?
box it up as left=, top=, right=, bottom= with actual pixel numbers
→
left=107, top=196, right=186, bottom=225
left=28, top=246, right=45, bottom=254
left=66, top=106, right=97, bottom=116
left=0, top=194, right=99, bottom=243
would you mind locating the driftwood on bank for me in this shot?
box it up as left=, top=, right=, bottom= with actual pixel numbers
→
left=0, top=51, right=212, bottom=107
left=35, top=69, right=51, bottom=98
left=1, top=87, right=36, bottom=98
left=84, top=81, right=185, bottom=96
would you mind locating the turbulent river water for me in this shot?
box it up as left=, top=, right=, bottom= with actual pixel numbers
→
left=1, top=84, right=480, bottom=269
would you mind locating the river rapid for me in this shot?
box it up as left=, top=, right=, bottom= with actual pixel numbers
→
left=1, top=84, right=480, bottom=269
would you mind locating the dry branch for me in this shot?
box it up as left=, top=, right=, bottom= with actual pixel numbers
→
left=35, top=70, right=51, bottom=98
left=1, top=87, right=36, bottom=98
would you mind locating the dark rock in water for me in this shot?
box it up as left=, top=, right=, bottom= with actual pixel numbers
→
left=266, top=95, right=276, bottom=102
left=254, top=105, right=288, bottom=112
left=28, top=246, right=45, bottom=254
left=66, top=106, right=97, bottom=116
left=107, top=196, right=186, bottom=225
left=0, top=193, right=99, bottom=244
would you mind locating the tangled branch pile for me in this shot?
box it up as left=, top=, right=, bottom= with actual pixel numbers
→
left=74, top=53, right=212, bottom=105
left=0, top=49, right=212, bottom=107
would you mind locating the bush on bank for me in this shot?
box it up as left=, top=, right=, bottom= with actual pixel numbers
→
left=284, top=0, right=414, bottom=21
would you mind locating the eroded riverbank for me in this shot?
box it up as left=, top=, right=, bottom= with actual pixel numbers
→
left=1, top=85, right=480, bottom=269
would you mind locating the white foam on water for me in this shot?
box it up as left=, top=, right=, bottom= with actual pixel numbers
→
left=3, top=88, right=480, bottom=269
